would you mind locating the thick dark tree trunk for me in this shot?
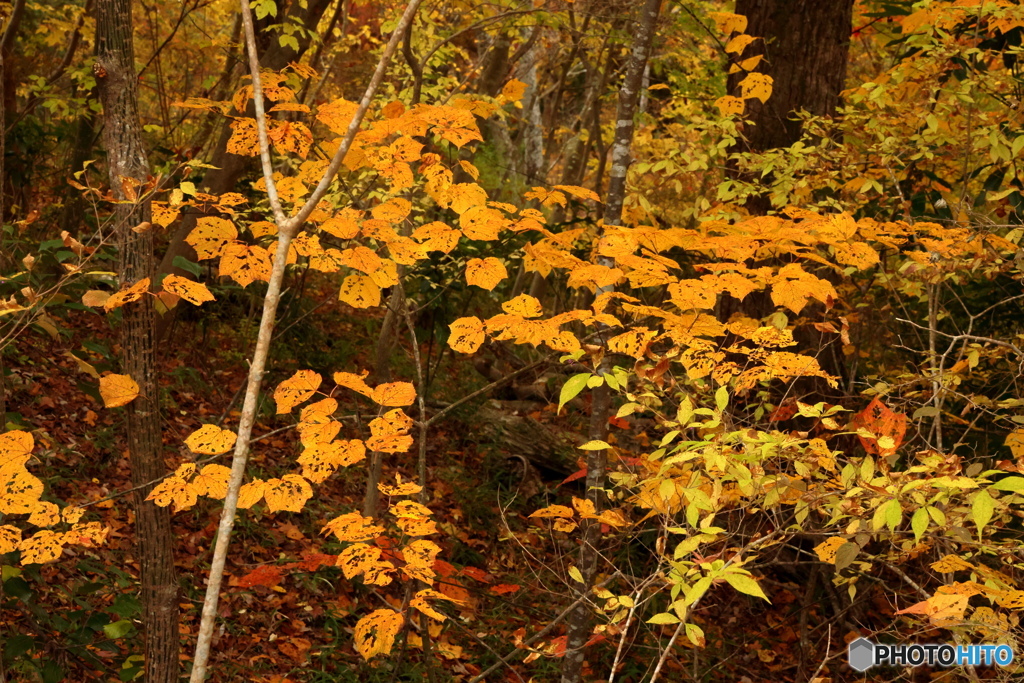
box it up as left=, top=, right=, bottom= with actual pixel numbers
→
left=721, top=0, right=854, bottom=398
left=727, top=0, right=853, bottom=159
left=560, top=1, right=660, bottom=682
left=95, top=1, right=179, bottom=680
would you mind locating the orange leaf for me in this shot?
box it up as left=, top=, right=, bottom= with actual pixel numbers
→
left=274, top=370, right=321, bottom=414
left=162, top=274, right=215, bottom=306
left=465, top=257, right=507, bottom=290
left=338, top=274, right=381, bottom=308
left=99, top=374, right=140, bottom=408
left=103, top=278, right=150, bottom=312
left=371, top=382, right=416, bottom=407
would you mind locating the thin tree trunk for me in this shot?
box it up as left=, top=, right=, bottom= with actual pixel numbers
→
left=559, top=1, right=660, bottom=681
left=95, top=0, right=178, bottom=680
left=187, top=1, right=423, bottom=678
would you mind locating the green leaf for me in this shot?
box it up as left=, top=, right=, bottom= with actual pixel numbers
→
left=685, top=622, right=706, bottom=647
left=715, top=386, right=729, bottom=412
left=586, top=375, right=604, bottom=389
left=559, top=373, right=591, bottom=412
left=172, top=255, right=202, bottom=278
left=723, top=572, right=770, bottom=602
left=103, top=619, right=133, bottom=639
left=885, top=498, right=902, bottom=531
left=990, top=476, right=1024, bottom=492
left=647, top=612, right=680, bottom=625
left=683, top=576, right=713, bottom=606
left=972, top=490, right=995, bottom=537
left=911, top=507, right=929, bottom=542
left=834, top=541, right=859, bottom=573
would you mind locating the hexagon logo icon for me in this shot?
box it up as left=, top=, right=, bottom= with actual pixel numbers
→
left=848, top=638, right=875, bottom=672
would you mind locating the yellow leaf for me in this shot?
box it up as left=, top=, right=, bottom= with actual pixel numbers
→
left=103, top=278, right=150, bottom=312
left=501, top=294, right=543, bottom=318
left=553, top=184, right=600, bottom=203
left=1005, top=429, right=1024, bottom=459
left=714, top=95, right=745, bottom=117
left=145, top=476, right=197, bottom=513
left=333, top=371, right=374, bottom=399
left=162, top=274, right=214, bottom=306
left=449, top=183, right=488, bottom=214
left=337, top=543, right=394, bottom=585
left=572, top=496, right=596, bottom=516
left=322, top=511, right=384, bottom=542
left=447, top=316, right=485, bottom=354
left=18, top=529, right=64, bottom=565
left=395, top=515, right=437, bottom=536
left=709, top=11, right=747, bottom=35
left=402, top=540, right=441, bottom=583
left=187, top=217, right=238, bottom=260
left=0, top=469, right=42, bottom=514
left=191, top=464, right=231, bottom=499
left=371, top=197, right=412, bottom=224
left=530, top=504, right=575, bottom=519
left=608, top=328, right=656, bottom=359
left=410, top=588, right=451, bottom=621
left=465, top=257, right=507, bottom=290
left=813, top=537, right=847, bottom=564
left=378, top=476, right=423, bottom=497
left=237, top=479, right=266, bottom=509
left=568, top=566, right=584, bottom=583
left=0, top=525, right=21, bottom=554
left=263, top=474, right=312, bottom=513
left=0, top=430, right=33, bottom=474
left=499, top=78, right=528, bottom=103
left=273, top=370, right=321, bottom=414
left=353, top=609, right=404, bottom=660
left=459, top=205, right=506, bottom=241
left=316, top=97, right=359, bottom=135
left=25, top=501, right=58, bottom=528
left=81, top=290, right=111, bottom=308
left=738, top=73, right=773, bottom=103
left=99, top=374, right=140, bottom=408
left=298, top=439, right=366, bottom=482
left=320, top=208, right=362, bottom=239
left=725, top=34, right=757, bottom=54
left=339, top=274, right=381, bottom=308
left=184, top=424, right=237, bottom=455
left=412, top=221, right=460, bottom=254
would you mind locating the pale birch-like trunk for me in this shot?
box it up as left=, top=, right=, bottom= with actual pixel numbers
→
left=559, top=1, right=661, bottom=681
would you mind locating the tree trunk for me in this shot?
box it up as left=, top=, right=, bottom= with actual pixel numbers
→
left=560, top=1, right=660, bottom=681
left=95, top=1, right=179, bottom=680
left=726, top=0, right=854, bottom=214
left=721, top=0, right=854, bottom=399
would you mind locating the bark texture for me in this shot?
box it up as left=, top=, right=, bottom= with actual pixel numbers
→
left=560, top=1, right=660, bottom=681
left=727, top=0, right=854, bottom=155
left=95, top=0, right=179, bottom=680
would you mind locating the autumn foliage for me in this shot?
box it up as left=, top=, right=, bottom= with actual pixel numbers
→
left=2, top=0, right=1024, bottom=681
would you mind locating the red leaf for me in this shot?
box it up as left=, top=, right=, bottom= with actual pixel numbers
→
left=560, top=468, right=588, bottom=486
left=850, top=397, right=907, bottom=456
left=489, top=584, right=520, bottom=595
left=237, top=564, right=284, bottom=588
left=461, top=566, right=492, bottom=583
